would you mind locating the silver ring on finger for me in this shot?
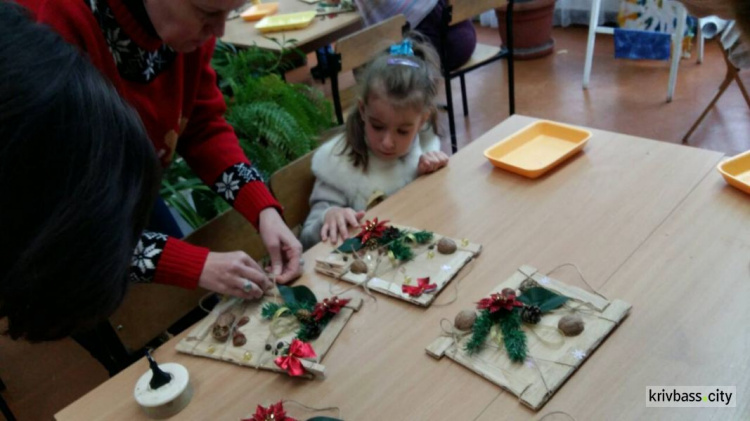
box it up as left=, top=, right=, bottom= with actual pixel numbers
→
left=241, top=279, right=254, bottom=292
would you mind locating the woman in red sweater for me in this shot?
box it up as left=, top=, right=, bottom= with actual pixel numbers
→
left=18, top=0, right=304, bottom=299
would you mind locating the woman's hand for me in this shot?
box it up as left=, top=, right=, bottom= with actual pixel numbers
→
left=321, top=207, right=365, bottom=245
left=258, top=207, right=303, bottom=284
left=418, top=151, right=449, bottom=176
left=198, top=251, right=272, bottom=299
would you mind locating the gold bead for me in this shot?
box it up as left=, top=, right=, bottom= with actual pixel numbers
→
left=461, top=238, right=469, bottom=247
left=207, top=345, right=216, bottom=354
left=403, top=276, right=412, bottom=285
left=243, top=351, right=252, bottom=362
left=427, top=251, right=435, bottom=259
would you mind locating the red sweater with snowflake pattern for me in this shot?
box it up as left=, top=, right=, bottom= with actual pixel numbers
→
left=18, top=0, right=281, bottom=289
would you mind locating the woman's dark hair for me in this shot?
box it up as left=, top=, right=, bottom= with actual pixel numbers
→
left=0, top=3, right=160, bottom=340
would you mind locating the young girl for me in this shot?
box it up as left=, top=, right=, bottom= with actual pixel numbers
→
left=301, top=36, right=449, bottom=249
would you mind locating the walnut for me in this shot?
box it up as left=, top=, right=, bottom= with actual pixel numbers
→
left=437, top=238, right=457, bottom=254
left=350, top=259, right=368, bottom=274
left=211, top=312, right=235, bottom=342
left=558, top=314, right=584, bottom=336
left=454, top=310, right=477, bottom=330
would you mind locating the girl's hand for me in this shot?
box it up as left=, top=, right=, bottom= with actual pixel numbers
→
left=258, top=208, right=303, bottom=284
left=321, top=207, right=365, bottom=244
left=418, top=151, right=449, bottom=175
left=199, top=251, right=272, bottom=300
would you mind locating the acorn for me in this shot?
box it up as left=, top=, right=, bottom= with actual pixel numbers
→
left=519, top=278, right=539, bottom=292
left=558, top=314, right=585, bottom=336
left=437, top=238, right=457, bottom=254
left=454, top=310, right=477, bottom=330
left=237, top=316, right=250, bottom=327
left=501, top=288, right=517, bottom=297
left=350, top=259, right=368, bottom=274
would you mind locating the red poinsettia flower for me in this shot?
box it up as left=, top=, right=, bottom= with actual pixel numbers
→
left=311, top=296, right=351, bottom=321
left=402, top=277, right=437, bottom=297
left=356, top=218, right=390, bottom=244
left=274, top=339, right=317, bottom=377
left=477, top=292, right=523, bottom=313
left=243, top=400, right=297, bottom=421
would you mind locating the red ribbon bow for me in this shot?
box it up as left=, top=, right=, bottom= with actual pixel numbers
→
left=274, top=339, right=317, bottom=377
left=312, top=296, right=351, bottom=321
left=243, top=400, right=297, bottom=421
left=477, top=291, right=523, bottom=313
left=401, top=277, right=437, bottom=297
left=356, top=218, right=390, bottom=244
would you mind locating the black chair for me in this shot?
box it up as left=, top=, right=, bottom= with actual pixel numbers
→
left=441, top=0, right=515, bottom=153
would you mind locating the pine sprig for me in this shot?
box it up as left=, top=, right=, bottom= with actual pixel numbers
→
left=465, top=310, right=493, bottom=354
left=387, top=238, right=414, bottom=261
left=500, top=309, right=527, bottom=362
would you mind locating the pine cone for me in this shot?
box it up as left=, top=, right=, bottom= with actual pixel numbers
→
left=382, top=227, right=401, bottom=242
left=521, top=305, right=542, bottom=324
left=296, top=309, right=312, bottom=322
left=365, top=238, right=379, bottom=250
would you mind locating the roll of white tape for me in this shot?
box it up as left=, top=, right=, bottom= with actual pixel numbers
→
left=134, top=363, right=192, bottom=419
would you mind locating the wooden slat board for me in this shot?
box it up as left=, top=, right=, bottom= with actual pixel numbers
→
left=427, top=265, right=631, bottom=410
left=175, top=293, right=362, bottom=379
left=314, top=225, right=482, bottom=306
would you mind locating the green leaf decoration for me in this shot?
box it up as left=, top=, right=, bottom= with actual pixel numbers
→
left=517, top=287, right=569, bottom=313
left=337, top=237, right=363, bottom=253
left=500, top=309, right=527, bottom=362
left=278, top=285, right=318, bottom=307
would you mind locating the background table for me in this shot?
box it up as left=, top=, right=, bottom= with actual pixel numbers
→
left=222, top=0, right=362, bottom=53
left=57, top=116, right=747, bottom=420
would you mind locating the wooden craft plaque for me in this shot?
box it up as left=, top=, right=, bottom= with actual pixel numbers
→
left=315, top=225, right=482, bottom=306
left=426, top=265, right=631, bottom=410
left=176, top=293, right=362, bottom=378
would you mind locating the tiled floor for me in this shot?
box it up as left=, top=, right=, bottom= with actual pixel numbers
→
left=2, top=24, right=749, bottom=420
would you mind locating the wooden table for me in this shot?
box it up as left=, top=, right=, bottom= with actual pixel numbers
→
left=56, top=116, right=749, bottom=420
left=222, top=0, right=362, bottom=53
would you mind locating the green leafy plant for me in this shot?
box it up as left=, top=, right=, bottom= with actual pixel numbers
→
left=160, top=39, right=334, bottom=229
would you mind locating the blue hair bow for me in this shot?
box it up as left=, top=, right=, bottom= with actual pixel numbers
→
left=389, top=39, right=414, bottom=56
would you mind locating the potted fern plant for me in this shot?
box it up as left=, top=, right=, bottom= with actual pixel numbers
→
left=161, top=40, right=334, bottom=229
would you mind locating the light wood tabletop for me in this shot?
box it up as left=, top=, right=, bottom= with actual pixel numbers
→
left=222, top=0, right=362, bottom=53
left=57, top=115, right=740, bottom=420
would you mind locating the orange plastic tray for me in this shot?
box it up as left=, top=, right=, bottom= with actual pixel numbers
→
left=255, top=11, right=316, bottom=33
left=484, top=121, right=592, bottom=178
left=718, top=149, right=750, bottom=195
left=241, top=3, right=278, bottom=21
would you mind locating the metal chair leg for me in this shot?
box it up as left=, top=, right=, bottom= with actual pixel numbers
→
left=506, top=0, right=516, bottom=115
left=460, top=74, right=469, bottom=117
left=444, top=76, right=458, bottom=154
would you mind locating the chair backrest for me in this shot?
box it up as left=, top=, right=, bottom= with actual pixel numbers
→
left=109, top=210, right=267, bottom=352
left=335, top=14, right=407, bottom=73
left=447, top=0, right=506, bottom=26
left=268, top=126, right=343, bottom=233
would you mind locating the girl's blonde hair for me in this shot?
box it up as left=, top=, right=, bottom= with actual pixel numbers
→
left=342, top=32, right=441, bottom=170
